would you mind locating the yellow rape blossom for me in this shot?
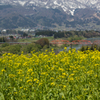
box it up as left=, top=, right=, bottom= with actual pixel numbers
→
left=1, top=69, right=6, bottom=72
left=9, top=74, right=15, bottom=78
left=0, top=49, right=100, bottom=100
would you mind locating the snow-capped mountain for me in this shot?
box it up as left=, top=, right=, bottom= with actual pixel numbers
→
left=0, top=0, right=100, bottom=29
left=0, top=0, right=100, bottom=15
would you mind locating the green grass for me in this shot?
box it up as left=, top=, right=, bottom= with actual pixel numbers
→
left=18, top=36, right=54, bottom=43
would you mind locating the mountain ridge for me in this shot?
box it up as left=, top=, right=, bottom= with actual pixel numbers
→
left=0, top=0, right=100, bottom=15
left=0, top=0, right=100, bottom=30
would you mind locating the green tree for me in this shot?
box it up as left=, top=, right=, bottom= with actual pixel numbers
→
left=23, top=33, right=28, bottom=37
left=36, top=38, right=49, bottom=48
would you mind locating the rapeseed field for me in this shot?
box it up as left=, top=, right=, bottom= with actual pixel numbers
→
left=0, top=48, right=100, bottom=100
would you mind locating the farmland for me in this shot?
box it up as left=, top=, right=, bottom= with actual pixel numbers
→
left=0, top=48, right=100, bottom=100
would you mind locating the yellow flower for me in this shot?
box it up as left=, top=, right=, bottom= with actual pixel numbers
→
left=1, top=69, right=6, bottom=72
left=51, top=82, right=55, bottom=86
left=27, top=69, right=33, bottom=73
left=62, top=73, right=66, bottom=76
left=39, top=83, right=42, bottom=86
left=58, top=68, right=64, bottom=71
left=41, top=72, right=46, bottom=75
left=63, top=85, right=66, bottom=88
left=64, top=47, right=67, bottom=50
left=33, top=78, right=39, bottom=83
left=27, top=79, right=32, bottom=83
left=84, top=88, right=87, bottom=91
left=95, top=74, right=97, bottom=78
left=20, top=87, right=23, bottom=89
left=31, top=72, right=34, bottom=76
left=68, top=77, right=74, bottom=81
left=50, top=77, right=54, bottom=80
left=14, top=92, right=17, bottom=95
left=9, top=74, right=15, bottom=78
left=87, top=70, right=94, bottom=75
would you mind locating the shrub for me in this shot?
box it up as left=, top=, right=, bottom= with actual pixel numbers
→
left=80, top=44, right=100, bottom=52
left=42, top=45, right=49, bottom=50
left=2, top=44, right=22, bottom=54
left=1, top=43, right=9, bottom=47
left=2, top=46, right=11, bottom=53
left=80, top=46, right=86, bottom=51
left=25, top=44, right=35, bottom=53
left=21, top=43, right=41, bottom=53
left=9, top=44, right=22, bottom=54
left=90, top=44, right=99, bottom=51
left=85, top=46, right=90, bottom=50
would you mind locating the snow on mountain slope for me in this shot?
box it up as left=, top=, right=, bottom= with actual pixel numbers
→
left=0, top=0, right=100, bottom=15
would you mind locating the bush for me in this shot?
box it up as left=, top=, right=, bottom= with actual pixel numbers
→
left=1, top=43, right=9, bottom=47
left=2, top=46, right=11, bottom=53
left=85, top=46, right=90, bottom=50
left=25, top=44, right=35, bottom=53
left=42, top=45, right=49, bottom=50
left=2, top=44, right=22, bottom=54
left=80, top=44, right=100, bottom=52
left=21, top=43, right=41, bottom=53
left=9, top=44, right=22, bottom=54
left=36, top=38, right=49, bottom=48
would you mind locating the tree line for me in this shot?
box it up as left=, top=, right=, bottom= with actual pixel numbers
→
left=35, top=30, right=100, bottom=41
left=54, top=30, right=100, bottom=38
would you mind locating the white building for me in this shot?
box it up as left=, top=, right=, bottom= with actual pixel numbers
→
left=2, top=29, right=6, bottom=32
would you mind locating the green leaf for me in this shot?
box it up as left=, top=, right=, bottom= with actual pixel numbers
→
left=31, top=92, right=35, bottom=98
left=43, top=95, right=46, bottom=100
left=0, top=92, right=5, bottom=100
left=59, top=92, right=65, bottom=99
